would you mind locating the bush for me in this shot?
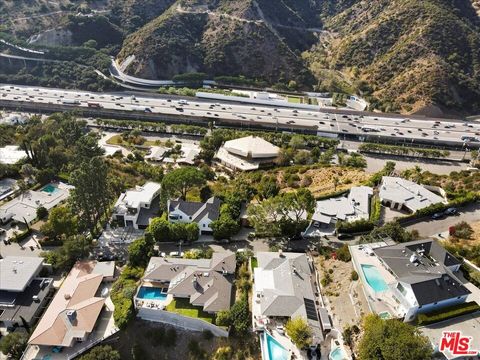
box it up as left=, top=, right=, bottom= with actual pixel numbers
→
left=417, top=301, right=480, bottom=326
left=351, top=270, right=359, bottom=281
left=336, top=244, right=352, bottom=262
left=36, top=206, right=48, bottom=220
left=336, top=219, right=375, bottom=234
left=452, top=221, right=474, bottom=239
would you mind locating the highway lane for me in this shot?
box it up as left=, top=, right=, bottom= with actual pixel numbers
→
left=1, top=84, right=480, bottom=148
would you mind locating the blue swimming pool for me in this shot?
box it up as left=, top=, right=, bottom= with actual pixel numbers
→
left=263, top=332, right=289, bottom=360
left=361, top=264, right=388, bottom=292
left=137, top=287, right=167, bottom=300
left=329, top=347, right=348, bottom=360
left=41, top=184, right=58, bottom=194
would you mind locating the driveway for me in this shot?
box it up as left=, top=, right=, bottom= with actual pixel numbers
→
left=406, top=202, right=480, bottom=237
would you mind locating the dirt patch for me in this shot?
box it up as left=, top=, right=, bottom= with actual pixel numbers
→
left=281, top=166, right=369, bottom=197
left=314, top=257, right=369, bottom=330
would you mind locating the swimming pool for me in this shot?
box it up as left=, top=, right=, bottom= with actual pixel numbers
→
left=263, top=332, right=289, bottom=360
left=329, top=347, right=348, bottom=360
left=361, top=264, right=388, bottom=292
left=41, top=184, right=58, bottom=194
left=137, top=287, right=167, bottom=301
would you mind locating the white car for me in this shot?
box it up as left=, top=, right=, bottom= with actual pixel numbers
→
left=169, top=251, right=184, bottom=257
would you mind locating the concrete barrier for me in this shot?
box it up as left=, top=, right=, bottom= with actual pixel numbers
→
left=137, top=308, right=229, bottom=337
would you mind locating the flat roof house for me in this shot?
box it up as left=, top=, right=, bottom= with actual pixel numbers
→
left=28, top=261, right=109, bottom=348
left=139, top=252, right=236, bottom=313
left=215, top=136, right=280, bottom=171
left=112, top=182, right=161, bottom=229
left=253, top=252, right=323, bottom=344
left=305, top=186, right=373, bottom=236
left=167, top=196, right=221, bottom=235
left=371, top=240, right=470, bottom=322
left=379, top=176, right=446, bottom=213
left=0, top=256, right=53, bottom=330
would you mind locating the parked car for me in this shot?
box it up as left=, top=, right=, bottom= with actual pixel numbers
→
left=431, top=212, right=444, bottom=220
left=444, top=207, right=458, bottom=216
left=169, top=251, right=184, bottom=257
left=337, top=233, right=354, bottom=240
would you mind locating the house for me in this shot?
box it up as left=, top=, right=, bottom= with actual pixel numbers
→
left=138, top=252, right=236, bottom=313
left=0, top=256, right=53, bottom=329
left=351, top=239, right=470, bottom=323
left=28, top=261, right=110, bottom=348
left=305, top=186, right=373, bottom=236
left=167, top=196, right=221, bottom=235
left=0, top=178, right=17, bottom=201
left=215, top=136, right=280, bottom=171
left=253, top=251, right=323, bottom=344
left=112, top=182, right=161, bottom=229
left=91, top=261, right=116, bottom=282
left=145, top=146, right=168, bottom=162
left=379, top=176, right=446, bottom=213
left=0, top=182, right=73, bottom=224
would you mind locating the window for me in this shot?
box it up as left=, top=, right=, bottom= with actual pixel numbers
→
left=397, top=283, right=407, bottom=296
left=179, top=216, right=182, bottom=219
left=203, top=224, right=206, bottom=227
left=189, top=216, right=192, bottom=220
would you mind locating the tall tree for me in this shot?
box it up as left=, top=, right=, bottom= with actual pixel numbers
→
left=161, top=167, right=206, bottom=200
left=69, top=157, right=112, bottom=230
left=357, top=315, right=432, bottom=360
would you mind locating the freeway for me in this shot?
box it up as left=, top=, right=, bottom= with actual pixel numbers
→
left=1, top=84, right=479, bottom=149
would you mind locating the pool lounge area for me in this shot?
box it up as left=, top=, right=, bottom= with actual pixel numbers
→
left=260, top=332, right=289, bottom=360
left=41, top=184, right=59, bottom=194
left=137, top=286, right=168, bottom=301
left=360, top=264, right=388, bottom=293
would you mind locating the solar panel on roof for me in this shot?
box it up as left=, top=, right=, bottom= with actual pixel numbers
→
left=304, top=298, right=319, bottom=321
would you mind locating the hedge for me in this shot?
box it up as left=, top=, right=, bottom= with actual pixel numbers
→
left=315, top=189, right=349, bottom=201
left=369, top=196, right=381, bottom=223
left=417, top=301, right=480, bottom=326
left=336, top=219, right=375, bottom=234
left=358, top=143, right=450, bottom=159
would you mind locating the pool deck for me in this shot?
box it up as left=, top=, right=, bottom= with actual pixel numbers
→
left=349, top=242, right=405, bottom=319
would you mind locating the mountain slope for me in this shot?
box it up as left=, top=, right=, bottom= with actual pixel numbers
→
left=314, top=0, right=480, bottom=113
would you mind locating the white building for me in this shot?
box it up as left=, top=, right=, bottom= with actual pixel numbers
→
left=112, top=182, right=161, bottom=229
left=305, top=186, right=373, bottom=235
left=215, top=136, right=280, bottom=171
left=379, top=176, right=446, bottom=213
left=167, top=197, right=221, bottom=235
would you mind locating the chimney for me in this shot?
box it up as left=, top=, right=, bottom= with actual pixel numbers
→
left=66, top=310, right=77, bottom=323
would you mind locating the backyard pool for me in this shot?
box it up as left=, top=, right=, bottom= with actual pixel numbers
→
left=41, top=184, right=59, bottom=194
left=361, top=264, right=388, bottom=292
left=329, top=347, right=348, bottom=360
left=137, top=287, right=168, bottom=301
left=262, top=332, right=289, bottom=360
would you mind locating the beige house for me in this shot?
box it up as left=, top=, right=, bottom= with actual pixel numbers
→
left=28, top=261, right=108, bottom=347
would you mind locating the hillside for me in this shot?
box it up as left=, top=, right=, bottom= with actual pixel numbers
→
left=117, top=0, right=320, bottom=86
left=307, top=0, right=480, bottom=114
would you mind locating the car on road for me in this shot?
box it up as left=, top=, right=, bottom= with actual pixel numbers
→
left=431, top=212, right=444, bottom=220
left=444, top=207, right=458, bottom=216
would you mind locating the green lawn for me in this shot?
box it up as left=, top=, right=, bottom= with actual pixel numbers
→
left=287, top=96, right=302, bottom=103
left=165, top=298, right=215, bottom=323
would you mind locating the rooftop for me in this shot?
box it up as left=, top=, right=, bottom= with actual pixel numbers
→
left=0, top=256, right=44, bottom=292
left=115, top=182, right=161, bottom=210
left=312, top=186, right=372, bottom=224
left=374, top=240, right=470, bottom=306
left=223, top=136, right=279, bottom=159
left=0, top=145, right=27, bottom=164
left=168, top=196, right=221, bottom=223
left=379, top=176, right=445, bottom=212
left=28, top=261, right=106, bottom=347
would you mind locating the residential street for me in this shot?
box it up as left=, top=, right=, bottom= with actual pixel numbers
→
left=406, top=202, right=480, bottom=237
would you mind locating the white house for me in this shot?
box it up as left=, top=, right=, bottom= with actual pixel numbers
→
left=379, top=176, right=446, bottom=213
left=215, top=136, right=280, bottom=171
left=167, top=197, right=221, bottom=235
left=305, top=186, right=373, bottom=236
left=112, top=182, right=161, bottom=229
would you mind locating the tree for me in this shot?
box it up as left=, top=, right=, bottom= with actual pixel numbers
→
left=0, top=332, right=28, bottom=360
left=357, top=315, right=432, bottom=360
left=229, top=295, right=250, bottom=334
left=78, top=345, right=120, bottom=360
left=211, top=216, right=241, bottom=240
left=257, top=176, right=279, bottom=200
left=36, top=206, right=48, bottom=220
left=148, top=217, right=171, bottom=242
left=285, top=317, right=312, bottom=349
left=185, top=223, right=200, bottom=242
left=363, top=221, right=413, bottom=244
left=128, top=235, right=155, bottom=267
left=40, top=206, right=79, bottom=238
left=69, top=157, right=112, bottom=231
left=161, top=167, right=205, bottom=200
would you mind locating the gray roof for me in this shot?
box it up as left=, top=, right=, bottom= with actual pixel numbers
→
left=374, top=240, right=469, bottom=305
left=254, top=252, right=316, bottom=317
left=168, top=196, right=221, bottom=222
left=0, top=257, right=43, bottom=292
left=143, top=252, right=236, bottom=312
left=92, top=261, right=115, bottom=278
